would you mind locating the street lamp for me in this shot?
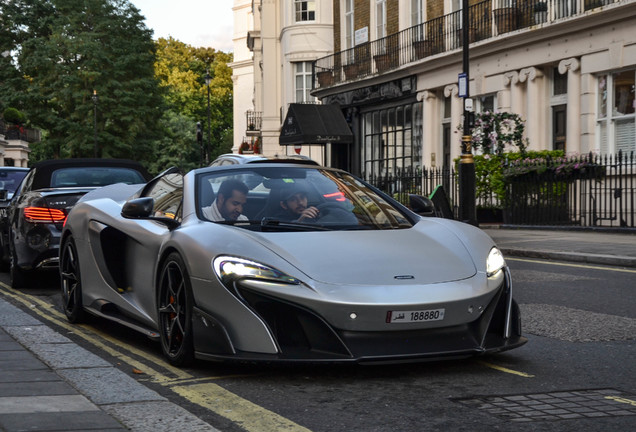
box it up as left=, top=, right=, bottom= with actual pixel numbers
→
left=204, top=69, right=211, bottom=165
left=92, top=89, right=98, bottom=158
left=459, top=0, right=476, bottom=225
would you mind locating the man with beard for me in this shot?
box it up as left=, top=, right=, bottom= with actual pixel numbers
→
left=274, top=182, right=319, bottom=222
left=203, top=179, right=249, bottom=222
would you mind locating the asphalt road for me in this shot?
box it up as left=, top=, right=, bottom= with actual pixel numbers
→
left=1, top=257, right=635, bottom=432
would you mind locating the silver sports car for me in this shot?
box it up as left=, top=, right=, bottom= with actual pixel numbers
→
left=60, top=160, right=526, bottom=366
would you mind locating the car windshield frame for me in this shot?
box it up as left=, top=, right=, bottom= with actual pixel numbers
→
left=195, top=166, right=416, bottom=231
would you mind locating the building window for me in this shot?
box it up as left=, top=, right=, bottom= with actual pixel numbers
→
left=294, top=62, right=315, bottom=103
left=345, top=0, right=354, bottom=50
left=597, top=70, right=635, bottom=154
left=376, top=0, right=387, bottom=39
left=553, top=67, right=568, bottom=96
left=361, top=102, right=422, bottom=187
left=476, top=95, right=495, bottom=113
left=411, top=0, right=423, bottom=26
left=295, top=0, right=315, bottom=22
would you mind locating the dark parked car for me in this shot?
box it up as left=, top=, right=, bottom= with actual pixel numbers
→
left=4, top=159, right=151, bottom=287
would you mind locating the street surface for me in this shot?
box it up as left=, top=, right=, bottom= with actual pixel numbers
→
left=0, top=257, right=635, bottom=431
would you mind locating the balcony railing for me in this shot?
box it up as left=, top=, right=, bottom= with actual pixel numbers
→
left=314, top=0, right=622, bottom=89
left=0, top=119, right=41, bottom=143
left=245, top=110, right=262, bottom=136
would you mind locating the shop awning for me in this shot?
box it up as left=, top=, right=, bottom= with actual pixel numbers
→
left=279, top=103, right=353, bottom=146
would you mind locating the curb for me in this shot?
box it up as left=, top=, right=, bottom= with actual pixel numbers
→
left=500, top=248, right=636, bottom=268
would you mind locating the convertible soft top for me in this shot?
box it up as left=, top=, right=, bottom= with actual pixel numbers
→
left=29, top=158, right=152, bottom=190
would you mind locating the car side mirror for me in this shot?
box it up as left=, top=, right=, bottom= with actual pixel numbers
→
left=409, top=194, right=436, bottom=217
left=122, top=197, right=180, bottom=230
left=122, top=197, right=154, bottom=218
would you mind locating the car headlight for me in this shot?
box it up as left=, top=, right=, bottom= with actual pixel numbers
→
left=213, top=256, right=301, bottom=285
left=486, top=247, right=506, bottom=277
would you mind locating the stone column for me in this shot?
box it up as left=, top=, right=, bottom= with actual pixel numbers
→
left=419, top=90, right=438, bottom=167
left=444, top=84, right=461, bottom=162
left=520, top=67, right=545, bottom=150
left=502, top=71, right=520, bottom=114
left=558, top=58, right=581, bottom=154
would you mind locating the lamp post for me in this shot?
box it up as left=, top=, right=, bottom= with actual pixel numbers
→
left=92, top=89, right=98, bottom=158
left=204, top=69, right=211, bottom=165
left=459, top=0, right=476, bottom=225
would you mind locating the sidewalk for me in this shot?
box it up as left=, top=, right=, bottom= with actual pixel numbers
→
left=0, top=298, right=219, bottom=432
left=482, top=226, right=636, bottom=268
left=0, top=228, right=634, bottom=431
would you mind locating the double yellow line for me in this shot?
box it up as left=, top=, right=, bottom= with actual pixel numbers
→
left=0, top=283, right=311, bottom=432
left=1, top=283, right=535, bottom=431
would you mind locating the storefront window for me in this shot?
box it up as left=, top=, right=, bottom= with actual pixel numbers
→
left=361, top=101, right=423, bottom=191
left=597, top=70, right=635, bottom=154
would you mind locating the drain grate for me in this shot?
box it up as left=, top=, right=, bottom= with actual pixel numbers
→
left=454, top=388, right=636, bottom=422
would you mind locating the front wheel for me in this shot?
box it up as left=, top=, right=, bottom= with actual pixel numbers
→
left=157, top=252, right=194, bottom=367
left=60, top=236, right=85, bottom=323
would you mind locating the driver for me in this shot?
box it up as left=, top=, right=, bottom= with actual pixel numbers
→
left=274, top=183, right=319, bottom=222
left=203, top=179, right=249, bottom=222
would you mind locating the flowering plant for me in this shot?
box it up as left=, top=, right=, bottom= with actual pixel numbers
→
left=503, top=155, right=605, bottom=180
left=471, top=111, right=527, bottom=155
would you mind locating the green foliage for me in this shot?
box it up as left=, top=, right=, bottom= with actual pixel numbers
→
left=154, top=37, right=234, bottom=166
left=473, top=150, right=565, bottom=205
left=2, top=107, right=26, bottom=124
left=0, top=0, right=163, bottom=164
left=471, top=111, right=528, bottom=155
left=0, top=1, right=234, bottom=173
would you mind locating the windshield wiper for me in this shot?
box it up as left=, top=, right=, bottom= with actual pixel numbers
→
left=260, top=218, right=331, bottom=231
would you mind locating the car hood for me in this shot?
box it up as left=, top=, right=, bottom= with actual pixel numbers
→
left=247, top=221, right=477, bottom=285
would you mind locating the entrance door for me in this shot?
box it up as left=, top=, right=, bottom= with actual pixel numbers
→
left=552, top=104, right=567, bottom=152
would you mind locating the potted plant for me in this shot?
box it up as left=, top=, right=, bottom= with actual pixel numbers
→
left=534, top=2, right=548, bottom=24
left=343, top=63, right=358, bottom=80
left=316, top=70, right=334, bottom=87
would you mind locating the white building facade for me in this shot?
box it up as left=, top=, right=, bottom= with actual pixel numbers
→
left=233, top=1, right=636, bottom=177
left=231, top=0, right=335, bottom=161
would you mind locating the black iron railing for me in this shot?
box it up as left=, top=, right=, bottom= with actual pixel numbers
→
left=0, top=119, right=41, bottom=143
left=245, top=111, right=262, bottom=136
left=314, top=0, right=623, bottom=89
left=369, top=151, right=636, bottom=228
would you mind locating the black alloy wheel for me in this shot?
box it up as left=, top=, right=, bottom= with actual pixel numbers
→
left=158, top=252, right=194, bottom=366
left=60, top=236, right=85, bottom=323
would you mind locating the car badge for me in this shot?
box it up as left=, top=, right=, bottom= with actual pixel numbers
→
left=394, top=275, right=414, bottom=280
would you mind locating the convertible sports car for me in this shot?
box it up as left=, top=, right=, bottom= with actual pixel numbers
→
left=60, top=159, right=526, bottom=365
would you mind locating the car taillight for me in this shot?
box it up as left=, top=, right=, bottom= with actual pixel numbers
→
left=24, top=206, right=67, bottom=223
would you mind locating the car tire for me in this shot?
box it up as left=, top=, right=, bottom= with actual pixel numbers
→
left=158, top=252, right=195, bottom=367
left=60, top=236, right=86, bottom=323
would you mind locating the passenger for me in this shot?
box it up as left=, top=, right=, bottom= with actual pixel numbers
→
left=274, top=183, right=319, bottom=222
left=203, top=179, right=249, bottom=222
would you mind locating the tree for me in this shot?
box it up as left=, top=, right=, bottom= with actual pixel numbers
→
left=154, top=38, right=233, bottom=165
left=0, top=0, right=163, bottom=162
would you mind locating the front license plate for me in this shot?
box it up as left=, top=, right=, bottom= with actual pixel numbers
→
left=386, top=309, right=445, bottom=323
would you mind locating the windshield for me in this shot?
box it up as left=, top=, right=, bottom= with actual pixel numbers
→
left=0, top=170, right=27, bottom=194
left=197, top=167, right=413, bottom=231
left=50, top=167, right=146, bottom=187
